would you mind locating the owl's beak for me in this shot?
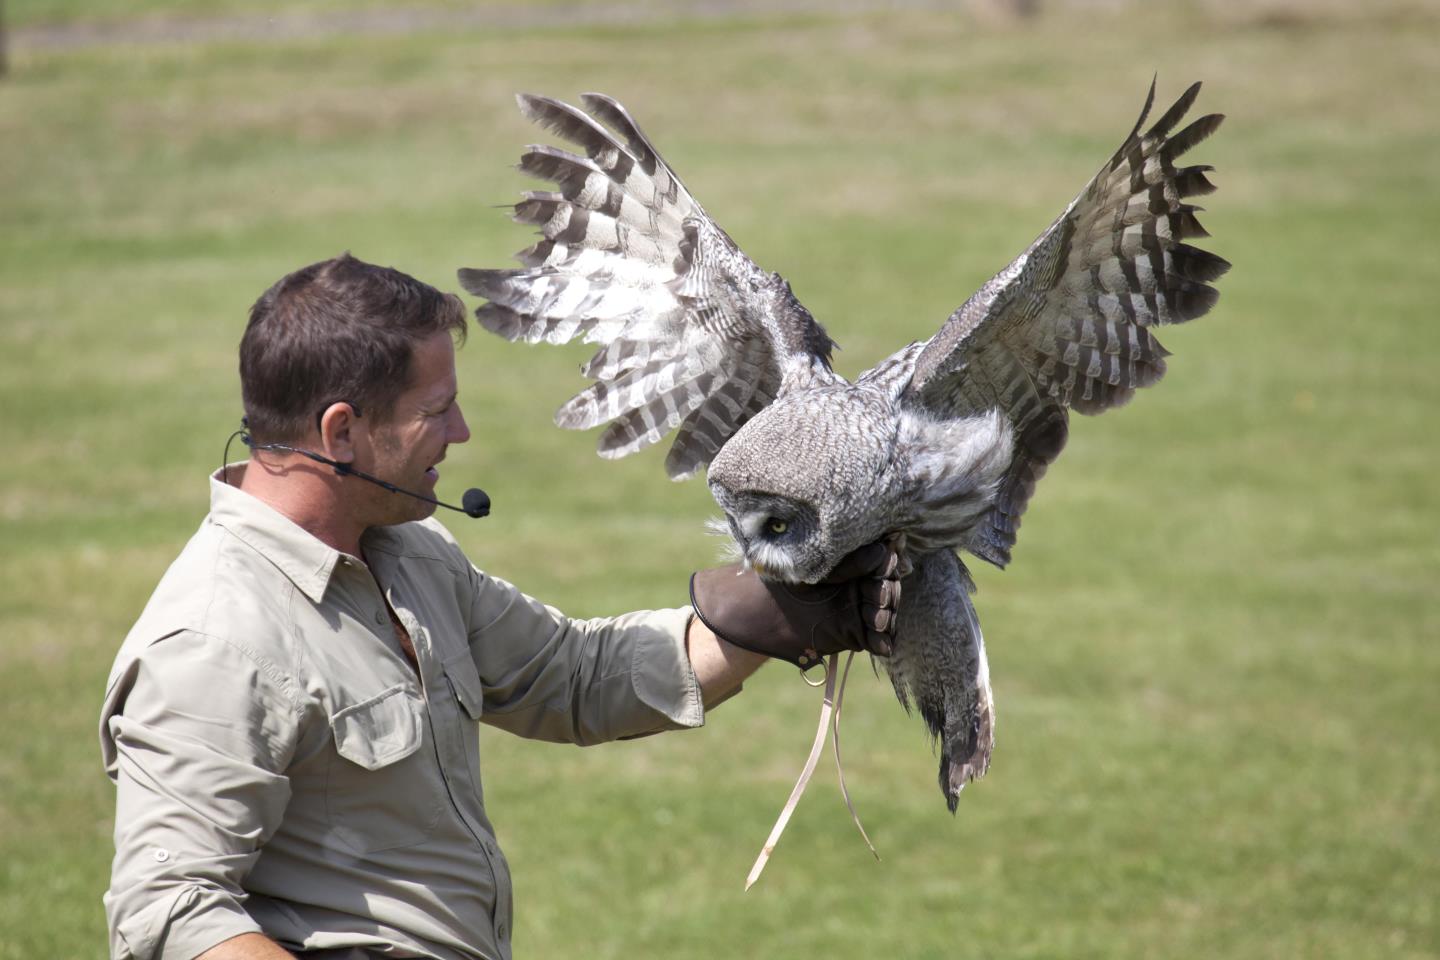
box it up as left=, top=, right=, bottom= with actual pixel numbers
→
left=739, top=546, right=767, bottom=578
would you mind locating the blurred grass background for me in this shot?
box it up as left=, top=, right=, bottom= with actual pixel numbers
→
left=2, top=0, right=1438, bottom=957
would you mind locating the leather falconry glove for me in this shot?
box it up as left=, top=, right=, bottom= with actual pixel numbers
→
left=689, top=541, right=903, bottom=669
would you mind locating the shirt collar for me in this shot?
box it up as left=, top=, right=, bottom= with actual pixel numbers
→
left=209, top=463, right=346, bottom=604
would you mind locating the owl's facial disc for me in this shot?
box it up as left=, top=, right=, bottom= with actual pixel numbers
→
left=719, top=493, right=822, bottom=584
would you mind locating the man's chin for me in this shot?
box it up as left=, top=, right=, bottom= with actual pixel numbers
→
left=370, top=493, right=438, bottom=528
left=400, top=499, right=439, bottom=525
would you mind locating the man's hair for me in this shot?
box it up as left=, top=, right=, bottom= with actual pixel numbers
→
left=240, top=253, right=468, bottom=443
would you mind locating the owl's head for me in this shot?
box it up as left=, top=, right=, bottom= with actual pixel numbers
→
left=707, top=486, right=833, bottom=584
left=705, top=393, right=898, bottom=584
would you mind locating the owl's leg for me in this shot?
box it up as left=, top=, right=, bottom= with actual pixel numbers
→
left=884, top=549, right=995, bottom=812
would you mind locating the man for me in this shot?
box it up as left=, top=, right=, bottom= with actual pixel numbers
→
left=100, top=254, right=899, bottom=960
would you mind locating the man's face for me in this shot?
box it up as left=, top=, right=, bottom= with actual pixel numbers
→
left=361, top=330, right=471, bottom=526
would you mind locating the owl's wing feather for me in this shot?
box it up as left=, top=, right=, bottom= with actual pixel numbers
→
left=891, top=80, right=1227, bottom=568
left=460, top=93, right=839, bottom=480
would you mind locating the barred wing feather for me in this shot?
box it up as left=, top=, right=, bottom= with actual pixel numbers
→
left=898, top=80, right=1229, bottom=567
left=459, top=93, right=838, bottom=480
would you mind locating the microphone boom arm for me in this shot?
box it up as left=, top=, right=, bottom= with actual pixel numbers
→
left=238, top=434, right=490, bottom=519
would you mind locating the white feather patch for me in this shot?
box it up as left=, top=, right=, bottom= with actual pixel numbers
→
left=705, top=515, right=745, bottom=564
left=903, top=407, right=1015, bottom=507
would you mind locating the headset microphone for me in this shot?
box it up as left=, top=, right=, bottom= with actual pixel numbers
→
left=238, top=434, right=491, bottom=519
left=460, top=488, right=491, bottom=519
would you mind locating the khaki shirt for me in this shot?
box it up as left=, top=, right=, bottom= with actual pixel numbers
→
left=100, top=467, right=704, bottom=960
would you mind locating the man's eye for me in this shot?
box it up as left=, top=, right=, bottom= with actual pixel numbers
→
left=766, top=518, right=788, bottom=535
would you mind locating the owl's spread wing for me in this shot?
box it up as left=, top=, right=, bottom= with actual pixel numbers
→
left=896, top=80, right=1228, bottom=567
left=459, top=94, right=839, bottom=480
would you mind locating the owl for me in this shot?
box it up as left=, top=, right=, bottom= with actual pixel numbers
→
left=459, top=81, right=1227, bottom=812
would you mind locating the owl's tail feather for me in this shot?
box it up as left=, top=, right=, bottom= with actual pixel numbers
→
left=928, top=642, right=995, bottom=813
left=886, top=550, right=996, bottom=812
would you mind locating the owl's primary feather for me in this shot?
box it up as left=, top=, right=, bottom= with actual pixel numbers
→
left=459, top=93, right=838, bottom=481
left=899, top=80, right=1227, bottom=567
left=459, top=81, right=1227, bottom=813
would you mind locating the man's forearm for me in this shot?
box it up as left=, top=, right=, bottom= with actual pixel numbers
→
left=196, top=933, right=295, bottom=959
left=685, top=616, right=767, bottom=707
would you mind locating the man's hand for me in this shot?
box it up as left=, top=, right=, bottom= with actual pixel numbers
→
left=689, top=541, right=903, bottom=669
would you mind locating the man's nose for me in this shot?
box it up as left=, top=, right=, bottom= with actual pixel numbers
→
left=449, top=403, right=472, bottom=444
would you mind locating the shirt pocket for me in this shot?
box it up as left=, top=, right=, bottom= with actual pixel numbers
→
left=325, top=683, right=445, bottom=854
left=439, top=650, right=487, bottom=803
left=441, top=650, right=484, bottom=722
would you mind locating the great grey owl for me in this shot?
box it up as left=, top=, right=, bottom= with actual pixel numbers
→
left=459, top=81, right=1227, bottom=812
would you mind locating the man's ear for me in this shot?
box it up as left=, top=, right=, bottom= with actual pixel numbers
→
left=318, top=402, right=362, bottom=464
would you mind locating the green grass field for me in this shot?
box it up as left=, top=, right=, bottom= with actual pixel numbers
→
left=2, top=2, right=1437, bottom=957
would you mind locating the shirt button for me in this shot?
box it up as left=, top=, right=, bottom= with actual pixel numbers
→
left=497, top=922, right=508, bottom=940
left=374, top=609, right=385, bottom=625
left=152, top=848, right=170, bottom=863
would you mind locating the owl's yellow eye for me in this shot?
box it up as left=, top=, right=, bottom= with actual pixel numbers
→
left=766, top=518, right=788, bottom=535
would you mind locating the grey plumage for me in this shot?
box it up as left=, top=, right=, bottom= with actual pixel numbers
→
left=460, top=81, right=1228, bottom=811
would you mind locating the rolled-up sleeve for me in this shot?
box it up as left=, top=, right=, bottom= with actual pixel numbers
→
left=100, top=630, right=297, bottom=960
left=463, top=567, right=704, bottom=745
